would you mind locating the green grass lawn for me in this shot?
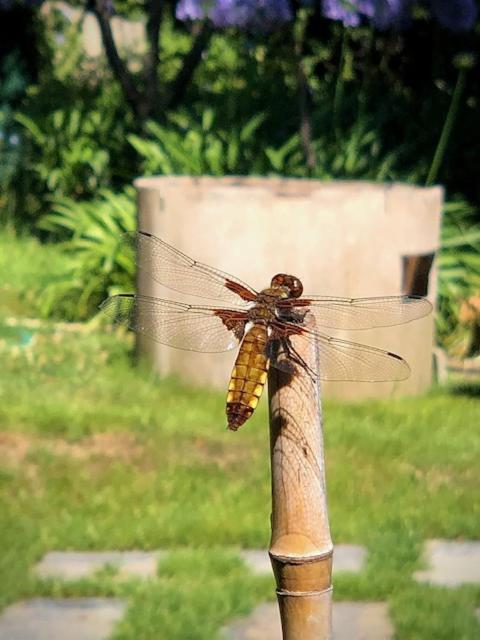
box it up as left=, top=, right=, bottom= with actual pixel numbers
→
left=0, top=231, right=68, bottom=318
left=0, top=231, right=479, bottom=638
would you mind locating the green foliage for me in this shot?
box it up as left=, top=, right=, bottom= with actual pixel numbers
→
left=0, top=53, right=29, bottom=224
left=129, top=109, right=267, bottom=176
left=34, top=189, right=136, bottom=320
left=437, top=199, right=480, bottom=356
left=2, top=7, right=134, bottom=229
left=0, top=230, right=68, bottom=318
left=12, top=74, right=134, bottom=225
left=265, top=117, right=400, bottom=180
left=16, top=107, right=111, bottom=198
left=130, top=107, right=399, bottom=181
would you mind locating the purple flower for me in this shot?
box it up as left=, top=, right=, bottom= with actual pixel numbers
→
left=176, top=0, right=478, bottom=32
left=428, top=0, right=478, bottom=32
left=176, top=0, right=292, bottom=29
left=321, top=0, right=365, bottom=27
left=320, top=0, right=479, bottom=30
left=176, top=0, right=208, bottom=21
left=321, top=1, right=413, bottom=29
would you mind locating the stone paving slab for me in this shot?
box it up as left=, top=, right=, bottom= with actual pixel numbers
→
left=414, top=539, right=480, bottom=587
left=34, top=546, right=364, bottom=582
left=222, top=601, right=393, bottom=640
left=35, top=550, right=165, bottom=580
left=0, top=598, right=126, bottom=640
left=239, top=544, right=366, bottom=576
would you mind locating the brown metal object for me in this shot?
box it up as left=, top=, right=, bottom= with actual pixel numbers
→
left=268, top=317, right=333, bottom=639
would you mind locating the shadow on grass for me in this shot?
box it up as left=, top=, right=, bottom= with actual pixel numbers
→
left=445, top=381, right=480, bottom=398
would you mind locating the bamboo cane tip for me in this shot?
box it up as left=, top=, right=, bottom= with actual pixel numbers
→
left=270, top=534, right=333, bottom=559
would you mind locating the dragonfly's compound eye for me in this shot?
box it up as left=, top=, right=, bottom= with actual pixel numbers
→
left=271, top=273, right=304, bottom=298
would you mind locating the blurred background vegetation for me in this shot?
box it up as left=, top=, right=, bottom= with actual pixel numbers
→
left=0, top=0, right=479, bottom=349
left=1, top=4, right=479, bottom=637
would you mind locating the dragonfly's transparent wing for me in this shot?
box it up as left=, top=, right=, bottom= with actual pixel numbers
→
left=277, top=295, right=432, bottom=330
left=269, top=322, right=410, bottom=382
left=128, top=232, right=257, bottom=306
left=100, top=294, right=247, bottom=352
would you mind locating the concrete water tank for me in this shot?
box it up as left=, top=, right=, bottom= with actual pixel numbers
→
left=134, top=176, right=443, bottom=400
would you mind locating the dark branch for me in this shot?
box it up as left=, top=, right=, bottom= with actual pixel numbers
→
left=90, top=0, right=142, bottom=119
left=166, top=22, right=212, bottom=110
left=144, top=0, right=163, bottom=117
left=297, top=57, right=316, bottom=170
left=291, top=9, right=316, bottom=170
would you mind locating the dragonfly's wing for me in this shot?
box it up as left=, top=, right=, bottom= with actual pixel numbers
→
left=277, top=295, right=432, bottom=330
left=268, top=322, right=410, bottom=382
left=100, top=294, right=247, bottom=353
left=127, top=232, right=257, bottom=307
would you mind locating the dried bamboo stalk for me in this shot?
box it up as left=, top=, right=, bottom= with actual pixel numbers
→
left=268, top=321, right=333, bottom=640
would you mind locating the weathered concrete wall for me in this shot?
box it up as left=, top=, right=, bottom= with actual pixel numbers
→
left=135, top=176, right=443, bottom=400
left=42, top=3, right=145, bottom=59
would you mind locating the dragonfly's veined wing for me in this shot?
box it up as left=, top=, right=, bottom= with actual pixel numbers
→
left=277, top=295, right=432, bottom=330
left=127, top=232, right=257, bottom=307
left=100, top=294, right=248, bottom=353
left=268, top=320, right=410, bottom=382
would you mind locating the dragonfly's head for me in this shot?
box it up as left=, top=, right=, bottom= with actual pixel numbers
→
left=270, top=273, right=303, bottom=298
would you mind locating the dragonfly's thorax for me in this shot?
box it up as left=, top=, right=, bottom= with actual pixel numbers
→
left=248, top=286, right=289, bottom=323
left=247, top=302, right=276, bottom=323
left=258, top=286, right=290, bottom=301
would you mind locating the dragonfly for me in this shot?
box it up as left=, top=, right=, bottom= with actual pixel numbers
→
left=100, top=232, right=432, bottom=430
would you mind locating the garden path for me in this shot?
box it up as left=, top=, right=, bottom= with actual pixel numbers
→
left=0, top=540, right=478, bottom=639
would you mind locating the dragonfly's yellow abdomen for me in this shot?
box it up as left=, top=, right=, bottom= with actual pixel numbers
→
left=226, top=324, right=269, bottom=430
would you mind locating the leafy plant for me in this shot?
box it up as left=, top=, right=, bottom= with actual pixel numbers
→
left=14, top=97, right=131, bottom=220
left=265, top=116, right=400, bottom=180
left=130, top=107, right=400, bottom=182
left=36, top=189, right=136, bottom=320
left=437, top=199, right=480, bottom=356
left=129, top=109, right=267, bottom=176
left=0, top=53, right=29, bottom=225
left=1, top=6, right=135, bottom=230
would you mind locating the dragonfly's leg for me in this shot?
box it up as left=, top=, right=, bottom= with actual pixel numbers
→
left=280, top=337, right=317, bottom=382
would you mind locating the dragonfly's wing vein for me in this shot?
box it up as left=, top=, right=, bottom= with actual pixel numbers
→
left=269, top=323, right=410, bottom=382
left=279, top=295, right=432, bottom=330
left=128, top=232, right=257, bottom=307
left=100, top=294, right=246, bottom=353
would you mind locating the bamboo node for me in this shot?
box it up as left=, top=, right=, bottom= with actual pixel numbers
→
left=269, top=548, right=333, bottom=565
left=276, top=586, right=333, bottom=597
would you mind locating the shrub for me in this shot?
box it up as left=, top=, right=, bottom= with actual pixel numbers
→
left=2, top=6, right=135, bottom=229
left=36, top=189, right=136, bottom=320
left=0, top=53, right=29, bottom=225
left=437, top=199, right=480, bottom=357
left=129, top=109, right=267, bottom=176
left=129, top=107, right=400, bottom=181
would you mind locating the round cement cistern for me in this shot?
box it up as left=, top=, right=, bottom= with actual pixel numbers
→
left=134, top=176, right=443, bottom=401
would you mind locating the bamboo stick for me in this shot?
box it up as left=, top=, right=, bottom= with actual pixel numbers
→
left=268, top=321, right=333, bottom=640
